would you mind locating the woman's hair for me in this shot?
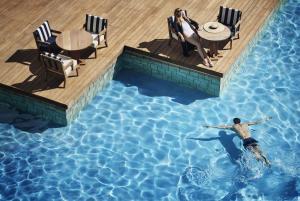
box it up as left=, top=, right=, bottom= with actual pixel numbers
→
left=174, top=8, right=182, bottom=23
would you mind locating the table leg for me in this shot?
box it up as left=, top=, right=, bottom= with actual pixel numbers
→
left=207, top=41, right=214, bottom=58
left=216, top=41, right=225, bottom=58
left=213, top=42, right=219, bottom=57
left=72, top=51, right=85, bottom=65
left=208, top=42, right=218, bottom=60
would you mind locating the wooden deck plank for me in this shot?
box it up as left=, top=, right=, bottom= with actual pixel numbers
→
left=0, top=0, right=279, bottom=108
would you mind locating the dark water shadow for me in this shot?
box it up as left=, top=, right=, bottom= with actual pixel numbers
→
left=279, top=178, right=299, bottom=200
left=114, top=68, right=211, bottom=105
left=187, top=131, right=248, bottom=200
left=188, top=131, right=242, bottom=165
left=0, top=102, right=62, bottom=133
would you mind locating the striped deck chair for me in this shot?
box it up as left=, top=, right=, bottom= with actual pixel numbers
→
left=40, top=52, right=78, bottom=88
left=83, top=14, right=108, bottom=58
left=33, top=21, right=61, bottom=54
left=217, top=6, right=242, bottom=49
left=167, top=10, right=197, bottom=56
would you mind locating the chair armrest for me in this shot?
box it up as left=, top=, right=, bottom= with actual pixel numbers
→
left=63, top=62, right=73, bottom=71
left=217, top=14, right=221, bottom=22
left=170, top=27, right=175, bottom=33
left=189, top=19, right=199, bottom=30
left=51, top=29, right=61, bottom=34
left=58, top=54, right=72, bottom=60
left=37, top=40, right=51, bottom=45
left=48, top=69, right=64, bottom=76
left=99, top=28, right=107, bottom=35
left=233, top=20, right=241, bottom=30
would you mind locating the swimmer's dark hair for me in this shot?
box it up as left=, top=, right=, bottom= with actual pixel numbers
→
left=233, top=118, right=241, bottom=124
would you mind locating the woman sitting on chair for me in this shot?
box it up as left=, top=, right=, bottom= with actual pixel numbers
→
left=174, top=8, right=213, bottom=67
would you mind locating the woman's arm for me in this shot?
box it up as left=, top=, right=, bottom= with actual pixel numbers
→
left=178, top=32, right=185, bottom=41
left=174, top=21, right=185, bottom=41
left=189, top=18, right=199, bottom=30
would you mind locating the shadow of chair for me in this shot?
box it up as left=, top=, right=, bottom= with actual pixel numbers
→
left=188, top=131, right=243, bottom=165
left=138, top=39, right=201, bottom=66
left=6, top=49, right=39, bottom=67
left=6, top=49, right=64, bottom=92
left=139, top=39, right=179, bottom=57
left=138, top=38, right=230, bottom=67
left=138, top=37, right=231, bottom=65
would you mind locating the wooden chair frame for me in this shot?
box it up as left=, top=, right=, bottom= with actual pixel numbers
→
left=40, top=53, right=78, bottom=88
left=33, top=21, right=61, bottom=54
left=83, top=17, right=108, bottom=58
left=217, top=7, right=242, bottom=49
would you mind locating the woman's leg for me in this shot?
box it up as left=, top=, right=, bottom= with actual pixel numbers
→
left=185, top=34, right=213, bottom=67
left=185, top=34, right=206, bottom=60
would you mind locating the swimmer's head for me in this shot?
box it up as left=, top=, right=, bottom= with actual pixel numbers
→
left=233, top=118, right=241, bottom=124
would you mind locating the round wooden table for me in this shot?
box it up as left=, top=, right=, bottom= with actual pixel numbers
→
left=56, top=30, right=93, bottom=64
left=198, top=22, right=231, bottom=58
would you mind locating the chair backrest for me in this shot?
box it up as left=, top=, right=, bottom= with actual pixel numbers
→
left=218, top=6, right=242, bottom=26
left=85, top=14, right=108, bottom=34
left=40, top=52, right=65, bottom=76
left=34, top=21, right=52, bottom=42
left=167, top=16, right=175, bottom=30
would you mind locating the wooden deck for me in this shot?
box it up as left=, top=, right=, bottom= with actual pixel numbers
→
left=0, top=0, right=279, bottom=108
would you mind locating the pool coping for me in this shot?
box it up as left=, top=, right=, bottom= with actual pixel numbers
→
left=123, top=46, right=223, bottom=78
left=0, top=83, right=67, bottom=109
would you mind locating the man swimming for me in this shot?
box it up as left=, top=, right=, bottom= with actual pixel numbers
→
left=204, top=117, right=272, bottom=166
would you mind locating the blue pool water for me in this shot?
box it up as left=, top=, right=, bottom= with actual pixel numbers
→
left=1, top=1, right=300, bottom=200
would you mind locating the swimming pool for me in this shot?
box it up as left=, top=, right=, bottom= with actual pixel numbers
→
left=1, top=0, right=300, bottom=200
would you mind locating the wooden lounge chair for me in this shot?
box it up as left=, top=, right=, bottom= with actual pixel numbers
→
left=33, top=21, right=61, bottom=54
left=167, top=10, right=197, bottom=56
left=217, top=6, right=242, bottom=49
left=40, top=52, right=78, bottom=88
left=83, top=14, right=108, bottom=58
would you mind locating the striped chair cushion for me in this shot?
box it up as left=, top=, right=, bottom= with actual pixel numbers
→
left=167, top=16, right=178, bottom=40
left=42, top=52, right=77, bottom=75
left=218, top=6, right=242, bottom=26
left=42, top=52, right=62, bottom=72
left=168, top=16, right=175, bottom=28
left=36, top=21, right=52, bottom=42
left=91, top=34, right=105, bottom=47
left=85, top=14, right=107, bottom=34
left=44, top=52, right=62, bottom=61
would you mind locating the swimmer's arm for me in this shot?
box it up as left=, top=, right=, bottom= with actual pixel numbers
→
left=247, top=116, right=272, bottom=125
left=203, top=124, right=233, bottom=129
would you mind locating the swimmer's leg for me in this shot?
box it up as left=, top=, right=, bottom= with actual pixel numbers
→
left=248, top=145, right=271, bottom=167
left=254, top=146, right=271, bottom=167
